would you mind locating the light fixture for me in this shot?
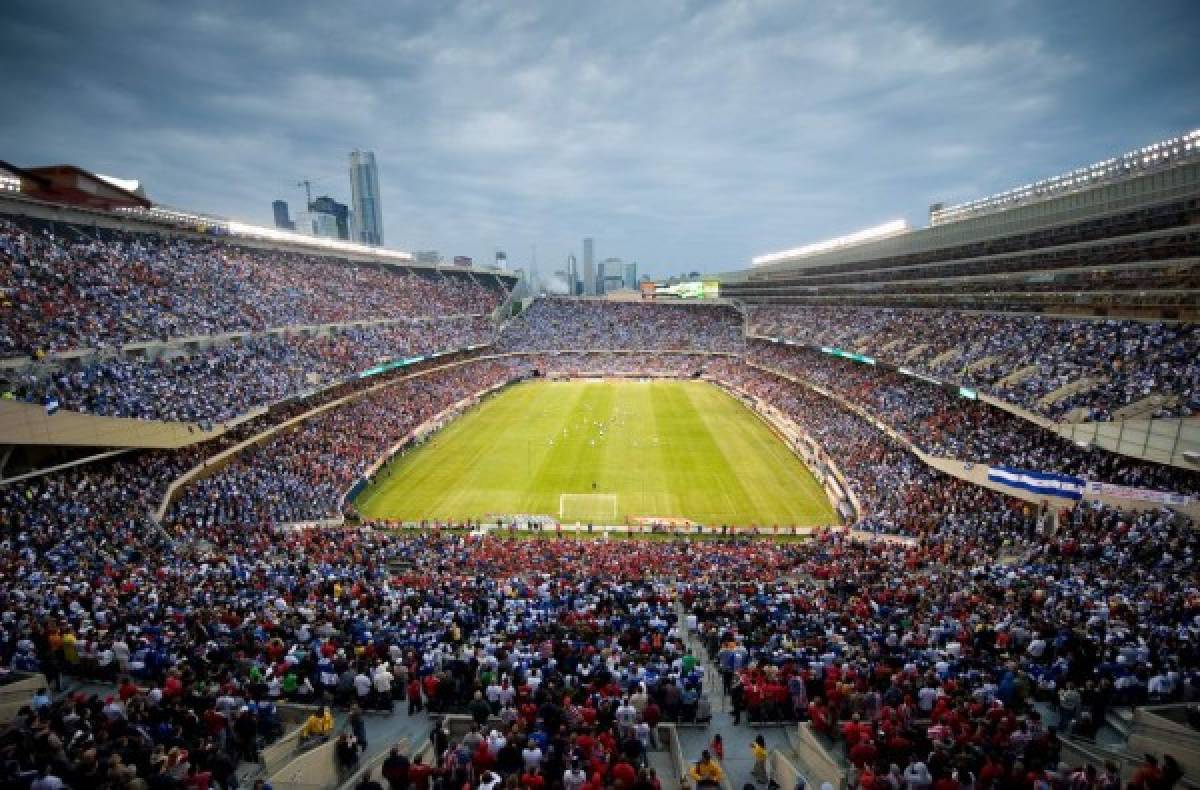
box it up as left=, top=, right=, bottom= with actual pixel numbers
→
left=931, top=127, right=1200, bottom=226
left=752, top=219, right=909, bottom=266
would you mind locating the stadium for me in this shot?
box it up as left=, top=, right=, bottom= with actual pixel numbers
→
left=2, top=7, right=1200, bottom=790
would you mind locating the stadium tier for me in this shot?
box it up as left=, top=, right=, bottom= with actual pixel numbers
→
left=745, top=306, right=1199, bottom=423
left=497, top=298, right=746, bottom=352
left=1, top=139, right=1199, bottom=790
left=717, top=144, right=1200, bottom=437
left=0, top=217, right=507, bottom=355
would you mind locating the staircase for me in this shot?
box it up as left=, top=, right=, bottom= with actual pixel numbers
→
left=964, top=354, right=1000, bottom=374
left=928, top=348, right=960, bottom=368
left=1112, top=394, right=1178, bottom=421
left=996, top=364, right=1038, bottom=388
left=1037, top=375, right=1106, bottom=409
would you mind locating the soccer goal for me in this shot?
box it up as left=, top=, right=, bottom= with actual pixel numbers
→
left=559, top=493, right=618, bottom=524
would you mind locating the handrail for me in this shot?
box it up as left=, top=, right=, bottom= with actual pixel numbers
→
left=768, top=749, right=813, bottom=790
left=1058, top=734, right=1200, bottom=790
left=665, top=724, right=697, bottom=790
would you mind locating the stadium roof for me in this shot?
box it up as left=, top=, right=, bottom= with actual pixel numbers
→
left=11, top=163, right=152, bottom=210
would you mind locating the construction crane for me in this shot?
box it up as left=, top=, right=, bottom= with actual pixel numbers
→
left=297, top=179, right=316, bottom=211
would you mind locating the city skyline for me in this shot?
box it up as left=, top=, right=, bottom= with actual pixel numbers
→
left=1, top=1, right=1197, bottom=277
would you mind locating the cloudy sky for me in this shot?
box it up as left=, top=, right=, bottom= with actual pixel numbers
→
left=2, top=0, right=1197, bottom=278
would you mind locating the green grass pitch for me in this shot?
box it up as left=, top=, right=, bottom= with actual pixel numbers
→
left=355, top=379, right=837, bottom=527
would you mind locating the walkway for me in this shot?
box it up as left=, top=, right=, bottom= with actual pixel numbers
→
left=676, top=606, right=794, bottom=789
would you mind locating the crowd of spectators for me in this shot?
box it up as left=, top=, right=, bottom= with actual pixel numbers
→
left=746, top=341, right=1200, bottom=496
left=748, top=306, right=1200, bottom=421
left=167, top=358, right=533, bottom=527
left=9, top=318, right=495, bottom=423
left=708, top=359, right=1042, bottom=538
left=527, top=353, right=725, bottom=377
left=0, top=218, right=505, bottom=357
left=691, top=499, right=1196, bottom=789
left=0, top=303, right=1196, bottom=788
left=3, top=499, right=1195, bottom=789
left=499, top=300, right=744, bottom=353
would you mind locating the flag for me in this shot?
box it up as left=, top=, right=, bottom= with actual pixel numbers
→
left=987, top=466, right=1084, bottom=500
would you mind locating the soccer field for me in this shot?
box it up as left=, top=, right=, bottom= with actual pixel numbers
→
left=355, top=379, right=837, bottom=527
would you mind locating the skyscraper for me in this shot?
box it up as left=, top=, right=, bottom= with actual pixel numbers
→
left=582, top=238, right=595, bottom=296
left=349, top=150, right=383, bottom=246
left=309, top=195, right=350, bottom=240
left=624, top=261, right=638, bottom=290
left=272, top=200, right=294, bottom=230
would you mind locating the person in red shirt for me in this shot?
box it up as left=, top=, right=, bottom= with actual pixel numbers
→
left=408, top=755, right=434, bottom=790
left=422, top=674, right=439, bottom=708
left=163, top=673, right=184, bottom=699
left=977, top=756, right=1003, bottom=788
left=521, top=766, right=546, bottom=790
left=849, top=739, right=877, bottom=768
left=576, top=725, right=595, bottom=758
left=643, top=701, right=661, bottom=730
left=610, top=758, right=637, bottom=788
left=809, top=699, right=831, bottom=736
left=202, top=708, right=226, bottom=739
left=473, top=742, right=495, bottom=774
left=1130, top=755, right=1162, bottom=789
left=841, top=715, right=868, bottom=747
left=117, top=677, right=140, bottom=702
left=184, top=765, right=212, bottom=790
left=407, top=678, right=423, bottom=714
left=931, top=774, right=959, bottom=790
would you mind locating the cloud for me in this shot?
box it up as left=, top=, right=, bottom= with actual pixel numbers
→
left=1, top=0, right=1197, bottom=276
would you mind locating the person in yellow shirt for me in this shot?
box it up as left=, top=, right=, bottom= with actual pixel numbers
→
left=690, top=751, right=724, bottom=787
left=751, top=735, right=768, bottom=782
left=300, top=706, right=334, bottom=743
left=61, top=632, right=79, bottom=665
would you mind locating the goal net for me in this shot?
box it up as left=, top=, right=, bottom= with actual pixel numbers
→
left=559, top=493, right=618, bottom=524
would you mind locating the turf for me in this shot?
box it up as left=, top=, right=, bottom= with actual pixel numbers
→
left=355, top=379, right=837, bottom=527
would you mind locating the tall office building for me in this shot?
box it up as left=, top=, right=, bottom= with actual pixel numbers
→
left=624, top=261, right=638, bottom=290
left=272, top=200, right=294, bottom=230
left=309, top=195, right=350, bottom=240
left=582, top=238, right=595, bottom=296
left=349, top=150, right=384, bottom=246
left=566, top=254, right=578, bottom=295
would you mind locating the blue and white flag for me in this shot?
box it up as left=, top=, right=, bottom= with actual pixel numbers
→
left=987, top=466, right=1085, bottom=500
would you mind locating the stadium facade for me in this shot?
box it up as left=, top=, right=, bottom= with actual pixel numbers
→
left=721, top=129, right=1200, bottom=319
